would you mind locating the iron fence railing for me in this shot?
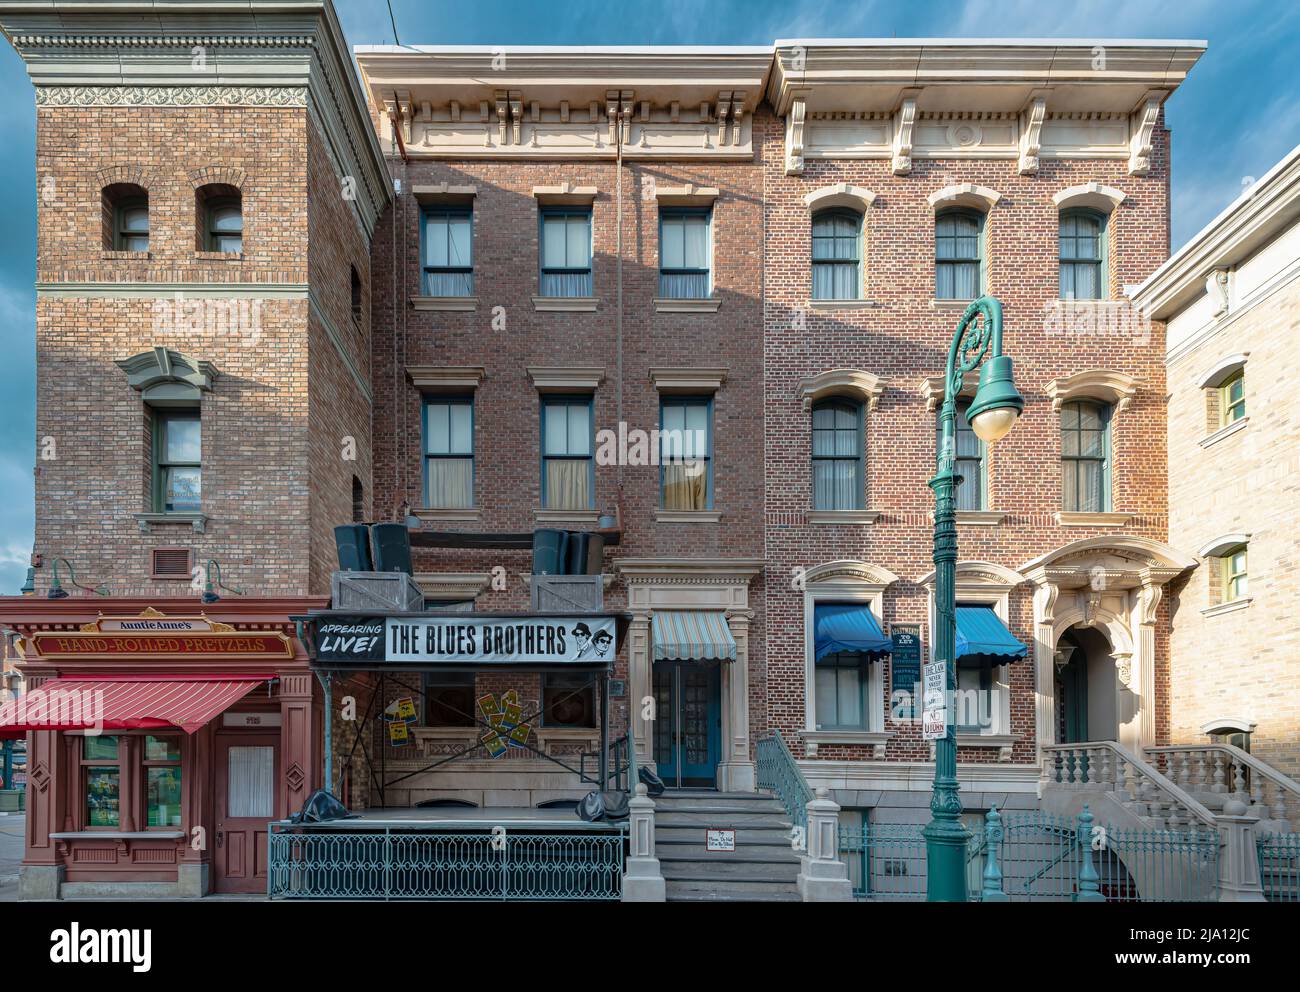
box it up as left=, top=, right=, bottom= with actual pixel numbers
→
left=840, top=822, right=931, bottom=900
left=1257, top=832, right=1300, bottom=903
left=268, top=826, right=626, bottom=900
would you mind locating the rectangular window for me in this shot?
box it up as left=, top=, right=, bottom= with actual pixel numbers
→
left=422, top=209, right=473, bottom=297
left=660, top=397, right=712, bottom=510
left=1059, top=210, right=1104, bottom=300
left=540, top=209, right=592, bottom=297
left=541, top=397, right=593, bottom=510
left=543, top=672, right=596, bottom=728
left=658, top=209, right=711, bottom=299
left=423, top=671, right=476, bottom=727
left=811, top=211, right=861, bottom=300
left=1221, top=372, right=1245, bottom=425
left=226, top=746, right=274, bottom=819
left=423, top=398, right=473, bottom=509
left=814, top=653, right=869, bottom=730
left=153, top=410, right=201, bottom=513
left=812, top=401, right=864, bottom=510
left=1222, top=546, right=1248, bottom=601
left=955, top=663, right=994, bottom=734
left=82, top=735, right=120, bottom=828
left=143, top=735, right=182, bottom=828
left=1061, top=401, right=1109, bottom=512
left=935, top=210, right=982, bottom=300
left=936, top=401, right=985, bottom=511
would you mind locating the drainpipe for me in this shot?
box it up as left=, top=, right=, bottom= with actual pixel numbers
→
left=615, top=100, right=625, bottom=475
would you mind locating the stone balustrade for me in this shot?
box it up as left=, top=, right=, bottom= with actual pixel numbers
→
left=1145, top=744, right=1298, bottom=833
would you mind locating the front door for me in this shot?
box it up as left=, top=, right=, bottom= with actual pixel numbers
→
left=1056, top=659, right=1089, bottom=744
left=214, top=733, right=278, bottom=894
left=652, top=662, right=721, bottom=788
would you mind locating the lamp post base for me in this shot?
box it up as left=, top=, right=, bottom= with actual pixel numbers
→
left=923, top=817, right=971, bottom=902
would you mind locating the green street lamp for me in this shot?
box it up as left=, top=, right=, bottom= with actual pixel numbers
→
left=925, top=295, right=1024, bottom=902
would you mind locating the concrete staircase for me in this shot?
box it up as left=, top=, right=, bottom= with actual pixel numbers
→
left=654, top=789, right=802, bottom=902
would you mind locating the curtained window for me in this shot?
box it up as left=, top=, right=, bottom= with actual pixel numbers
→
left=423, top=208, right=474, bottom=296
left=424, top=398, right=474, bottom=508
left=542, top=397, right=593, bottom=510
left=811, top=399, right=863, bottom=510
left=1060, top=400, right=1110, bottom=511
left=935, top=209, right=982, bottom=300
left=811, top=210, right=861, bottom=300
left=935, top=400, right=985, bottom=511
left=1059, top=209, right=1105, bottom=300
left=659, top=209, right=711, bottom=299
left=540, top=209, right=592, bottom=297
left=814, top=651, right=870, bottom=730
left=660, top=397, right=712, bottom=510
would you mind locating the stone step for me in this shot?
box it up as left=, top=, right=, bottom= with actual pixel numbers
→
left=652, top=800, right=788, bottom=816
left=655, top=811, right=794, bottom=827
left=657, top=825, right=796, bottom=846
left=666, top=880, right=802, bottom=902
left=657, top=843, right=802, bottom=864
left=661, top=860, right=801, bottom=883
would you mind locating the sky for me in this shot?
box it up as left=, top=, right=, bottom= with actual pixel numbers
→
left=0, top=0, right=1296, bottom=594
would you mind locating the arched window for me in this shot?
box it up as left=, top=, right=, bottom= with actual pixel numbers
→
left=196, top=184, right=243, bottom=252
left=103, top=184, right=149, bottom=252
left=811, top=210, right=861, bottom=300
left=811, top=399, right=863, bottom=510
left=1059, top=209, right=1105, bottom=299
left=935, top=209, right=982, bottom=299
left=1060, top=400, right=1110, bottom=512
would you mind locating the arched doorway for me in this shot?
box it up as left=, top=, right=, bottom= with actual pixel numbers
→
left=1053, top=625, right=1119, bottom=743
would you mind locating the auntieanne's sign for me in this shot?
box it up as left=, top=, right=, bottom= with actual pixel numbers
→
left=27, top=632, right=293, bottom=660
left=313, top=616, right=618, bottom=665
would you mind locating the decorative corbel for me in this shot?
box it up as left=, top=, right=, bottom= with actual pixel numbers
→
left=892, top=93, right=918, bottom=176
left=1114, top=652, right=1133, bottom=688
left=559, top=101, right=569, bottom=123
left=716, top=91, right=733, bottom=147
left=1035, top=581, right=1060, bottom=627
left=1139, top=579, right=1163, bottom=627
left=1082, top=588, right=1103, bottom=627
left=397, top=90, right=413, bottom=144
left=606, top=91, right=620, bottom=146
left=1128, top=95, right=1162, bottom=176
left=731, top=91, right=746, bottom=145
left=1207, top=267, right=1230, bottom=317
left=449, top=101, right=460, bottom=122
left=785, top=95, right=807, bottom=176
left=509, top=91, right=523, bottom=146
left=620, top=92, right=634, bottom=144
left=1018, top=95, right=1047, bottom=175
left=494, top=92, right=509, bottom=145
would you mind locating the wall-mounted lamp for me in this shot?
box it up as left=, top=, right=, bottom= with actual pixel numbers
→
left=200, top=559, right=243, bottom=604
left=47, top=558, right=111, bottom=599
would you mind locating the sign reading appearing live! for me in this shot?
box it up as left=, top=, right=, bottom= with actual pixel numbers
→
left=314, top=616, right=618, bottom=665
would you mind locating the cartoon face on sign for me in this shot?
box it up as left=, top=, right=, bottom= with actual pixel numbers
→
left=592, top=630, right=613, bottom=658
left=571, top=623, right=593, bottom=656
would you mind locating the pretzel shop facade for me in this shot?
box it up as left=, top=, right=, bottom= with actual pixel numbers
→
left=0, top=597, right=326, bottom=900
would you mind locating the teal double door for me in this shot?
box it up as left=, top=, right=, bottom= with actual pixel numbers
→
left=652, top=662, right=721, bottom=788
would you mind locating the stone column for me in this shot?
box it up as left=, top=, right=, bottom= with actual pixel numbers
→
left=1136, top=581, right=1161, bottom=749
left=717, top=610, right=755, bottom=792
left=1216, top=801, right=1266, bottom=902
left=627, top=613, right=652, bottom=772
left=1032, top=583, right=1060, bottom=756
left=621, top=783, right=665, bottom=902
left=796, top=788, right=852, bottom=901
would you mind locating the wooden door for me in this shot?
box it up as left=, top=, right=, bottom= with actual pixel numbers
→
left=214, top=733, right=278, bottom=894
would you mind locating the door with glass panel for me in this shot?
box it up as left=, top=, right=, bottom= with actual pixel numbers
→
left=652, top=662, right=721, bottom=788
left=214, top=734, right=278, bottom=893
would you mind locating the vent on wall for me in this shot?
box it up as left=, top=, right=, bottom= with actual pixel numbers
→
left=151, top=547, right=192, bottom=580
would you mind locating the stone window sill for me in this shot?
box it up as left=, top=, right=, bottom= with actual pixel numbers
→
left=535, top=508, right=599, bottom=524
left=927, top=509, right=1007, bottom=526
left=931, top=299, right=974, bottom=310
left=135, top=512, right=207, bottom=534
left=802, top=729, right=891, bottom=759
left=533, top=297, right=597, bottom=312
left=194, top=251, right=244, bottom=261
left=411, top=295, right=478, bottom=312
left=655, top=509, right=722, bottom=523
left=807, top=509, right=882, bottom=525
left=807, top=298, right=878, bottom=311
left=1054, top=511, right=1133, bottom=528
left=955, top=732, right=1017, bottom=762
left=654, top=297, right=721, bottom=313
left=1199, top=416, right=1249, bottom=450
left=1201, top=597, right=1252, bottom=618
left=412, top=507, right=481, bottom=523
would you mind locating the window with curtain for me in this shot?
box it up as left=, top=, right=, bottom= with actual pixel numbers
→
left=540, top=209, right=592, bottom=297
left=956, top=662, right=994, bottom=733
left=659, top=209, right=711, bottom=299
left=811, top=399, right=863, bottom=510
left=1221, top=545, right=1248, bottom=601
left=1060, top=400, right=1110, bottom=512
left=814, top=651, right=869, bottom=730
left=424, top=398, right=473, bottom=509
left=422, top=208, right=473, bottom=296
left=153, top=410, right=201, bottom=513
left=811, top=210, right=861, bottom=300
left=660, top=397, right=712, bottom=510
left=935, top=209, right=982, bottom=300
left=1220, top=370, right=1245, bottom=425
left=226, top=746, right=274, bottom=818
left=935, top=400, right=985, bottom=511
left=1059, top=209, right=1105, bottom=299
left=542, top=397, right=593, bottom=510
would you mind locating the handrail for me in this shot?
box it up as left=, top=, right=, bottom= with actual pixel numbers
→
left=1042, top=740, right=1219, bottom=830
left=756, top=729, right=813, bottom=831
left=1146, top=743, right=1300, bottom=817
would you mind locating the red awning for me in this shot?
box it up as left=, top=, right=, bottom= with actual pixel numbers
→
left=0, top=674, right=273, bottom=739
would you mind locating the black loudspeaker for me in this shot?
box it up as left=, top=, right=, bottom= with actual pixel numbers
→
left=370, top=522, right=413, bottom=575
left=334, top=524, right=372, bottom=572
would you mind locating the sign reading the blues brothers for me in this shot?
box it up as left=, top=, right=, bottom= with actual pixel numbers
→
left=890, top=624, right=922, bottom=716
left=386, top=616, right=617, bottom=663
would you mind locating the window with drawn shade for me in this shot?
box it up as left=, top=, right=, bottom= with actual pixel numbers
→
left=422, top=208, right=473, bottom=297
left=935, top=209, right=982, bottom=300
left=226, top=746, right=274, bottom=818
left=811, top=399, right=863, bottom=510
left=1059, top=209, right=1105, bottom=300
left=541, top=398, right=593, bottom=510
left=660, top=397, right=712, bottom=510
left=814, top=651, right=869, bottom=730
left=658, top=209, right=711, bottom=299
left=154, top=411, right=201, bottom=513
left=423, top=398, right=473, bottom=509
left=540, top=209, right=592, bottom=297
left=811, top=210, right=861, bottom=300
left=144, top=736, right=182, bottom=828
left=1060, top=400, right=1110, bottom=512
left=82, top=735, right=121, bottom=828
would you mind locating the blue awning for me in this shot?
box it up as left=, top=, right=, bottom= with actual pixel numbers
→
left=955, top=606, right=1027, bottom=665
left=814, top=603, right=891, bottom=663
left=652, top=611, right=737, bottom=662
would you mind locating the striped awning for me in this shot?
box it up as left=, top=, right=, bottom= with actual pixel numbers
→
left=652, top=611, right=737, bottom=662
left=0, top=674, right=272, bottom=740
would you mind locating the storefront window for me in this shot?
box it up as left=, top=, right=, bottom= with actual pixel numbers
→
left=543, top=673, right=596, bottom=728
left=82, top=735, right=120, bottom=828
left=144, top=735, right=182, bottom=828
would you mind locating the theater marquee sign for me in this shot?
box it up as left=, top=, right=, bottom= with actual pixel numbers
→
left=23, top=609, right=294, bottom=660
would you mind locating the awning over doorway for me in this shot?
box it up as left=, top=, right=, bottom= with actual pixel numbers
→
left=955, top=606, right=1027, bottom=665
left=652, top=611, right=736, bottom=662
left=0, top=674, right=272, bottom=739
left=814, top=603, right=891, bottom=662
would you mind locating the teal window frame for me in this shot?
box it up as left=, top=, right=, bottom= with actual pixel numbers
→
left=658, top=395, right=714, bottom=510
left=1059, top=208, right=1107, bottom=300
left=1060, top=400, right=1112, bottom=512
left=658, top=207, right=712, bottom=299
left=540, top=395, right=595, bottom=510
left=935, top=399, right=986, bottom=511
left=421, top=396, right=474, bottom=509
left=152, top=409, right=201, bottom=514
left=935, top=208, right=984, bottom=300
left=420, top=207, right=474, bottom=297
left=811, top=208, right=862, bottom=300
left=811, top=398, right=865, bottom=510
left=539, top=207, right=593, bottom=297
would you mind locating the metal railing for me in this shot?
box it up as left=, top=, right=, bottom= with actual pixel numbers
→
left=756, top=729, right=812, bottom=834
left=268, top=825, right=626, bottom=900
left=840, top=821, right=931, bottom=900
left=1257, top=833, right=1300, bottom=903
